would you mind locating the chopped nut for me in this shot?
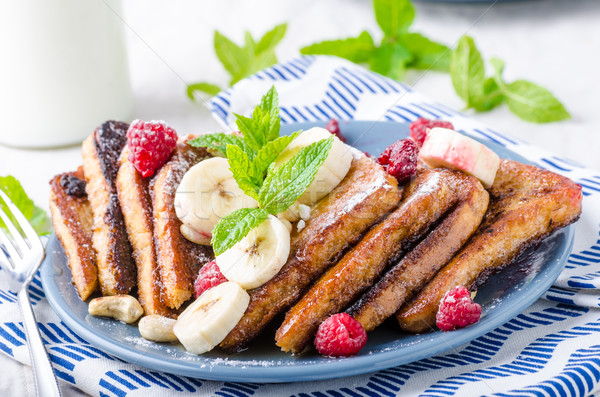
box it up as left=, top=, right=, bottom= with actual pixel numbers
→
left=138, top=315, right=178, bottom=342
left=88, top=295, right=143, bottom=323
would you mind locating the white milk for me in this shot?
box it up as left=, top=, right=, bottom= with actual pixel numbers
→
left=0, top=0, right=133, bottom=148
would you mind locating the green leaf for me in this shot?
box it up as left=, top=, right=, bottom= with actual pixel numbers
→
left=234, top=86, right=281, bottom=152
left=369, top=41, right=412, bottom=80
left=226, top=145, right=260, bottom=200
left=471, top=77, right=504, bottom=112
left=258, top=137, right=333, bottom=214
left=187, top=133, right=248, bottom=156
left=252, top=132, right=300, bottom=182
left=374, top=0, right=415, bottom=38
left=490, top=57, right=505, bottom=84
left=186, top=82, right=222, bottom=100
left=0, top=175, right=50, bottom=236
left=256, top=23, right=287, bottom=55
left=214, top=31, right=248, bottom=84
left=404, top=33, right=451, bottom=72
left=450, top=35, right=485, bottom=107
left=211, top=207, right=269, bottom=256
left=300, top=31, right=376, bottom=64
left=503, top=80, right=571, bottom=123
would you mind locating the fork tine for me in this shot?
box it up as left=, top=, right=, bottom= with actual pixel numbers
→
left=0, top=189, right=40, bottom=245
left=0, top=206, right=30, bottom=255
left=0, top=227, right=21, bottom=264
left=0, top=244, right=13, bottom=268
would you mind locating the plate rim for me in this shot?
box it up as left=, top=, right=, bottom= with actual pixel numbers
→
left=40, top=120, right=576, bottom=383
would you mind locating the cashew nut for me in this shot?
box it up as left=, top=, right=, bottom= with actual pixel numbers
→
left=138, top=315, right=178, bottom=343
left=88, top=295, right=143, bottom=323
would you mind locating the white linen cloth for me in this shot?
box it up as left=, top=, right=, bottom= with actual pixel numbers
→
left=1, top=56, right=599, bottom=397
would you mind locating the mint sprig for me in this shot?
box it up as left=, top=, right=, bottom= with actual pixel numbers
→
left=301, top=0, right=450, bottom=80
left=451, top=35, right=570, bottom=123
left=0, top=175, right=50, bottom=236
left=188, top=86, right=333, bottom=255
left=187, top=24, right=287, bottom=100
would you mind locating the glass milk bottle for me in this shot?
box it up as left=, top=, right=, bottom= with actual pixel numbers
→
left=0, top=0, right=133, bottom=147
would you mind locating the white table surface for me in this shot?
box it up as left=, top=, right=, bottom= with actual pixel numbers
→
left=1, top=1, right=599, bottom=395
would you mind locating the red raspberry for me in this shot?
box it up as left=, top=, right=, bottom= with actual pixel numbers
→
left=409, top=118, right=454, bottom=147
left=314, top=313, right=367, bottom=357
left=377, top=138, right=419, bottom=184
left=194, top=261, right=228, bottom=298
left=127, top=120, right=178, bottom=177
left=436, top=286, right=482, bottom=331
left=324, top=119, right=347, bottom=143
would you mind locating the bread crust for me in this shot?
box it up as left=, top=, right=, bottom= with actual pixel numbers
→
left=397, top=159, right=583, bottom=333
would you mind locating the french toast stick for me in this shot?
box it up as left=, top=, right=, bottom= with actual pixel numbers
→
left=349, top=171, right=488, bottom=332
left=49, top=168, right=98, bottom=300
left=117, top=147, right=173, bottom=317
left=82, top=121, right=136, bottom=295
left=220, top=156, right=402, bottom=352
left=397, top=159, right=583, bottom=333
left=151, top=136, right=214, bottom=309
left=276, top=168, right=459, bottom=353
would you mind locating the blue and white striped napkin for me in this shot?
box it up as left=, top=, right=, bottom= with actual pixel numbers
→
left=1, top=55, right=600, bottom=396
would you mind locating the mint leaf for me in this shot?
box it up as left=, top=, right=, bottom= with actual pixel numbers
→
left=256, top=23, right=287, bottom=55
left=226, top=145, right=260, bottom=200
left=258, top=137, right=333, bottom=214
left=211, top=208, right=269, bottom=256
left=252, top=132, right=300, bottom=181
left=404, top=33, right=451, bottom=72
left=186, top=82, right=222, bottom=100
left=0, top=175, right=50, bottom=236
left=451, top=35, right=485, bottom=107
left=300, top=31, right=376, bottom=64
left=471, top=77, right=504, bottom=111
left=370, top=42, right=412, bottom=80
left=214, top=31, right=249, bottom=85
left=489, top=57, right=505, bottom=84
left=374, top=0, right=415, bottom=38
left=503, top=80, right=570, bottom=123
left=234, top=86, right=281, bottom=152
left=187, top=133, right=248, bottom=156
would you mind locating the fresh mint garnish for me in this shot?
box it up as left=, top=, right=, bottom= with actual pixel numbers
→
left=451, top=35, right=570, bottom=122
left=187, top=24, right=287, bottom=100
left=211, top=208, right=269, bottom=256
left=0, top=175, right=50, bottom=236
left=188, top=87, right=333, bottom=255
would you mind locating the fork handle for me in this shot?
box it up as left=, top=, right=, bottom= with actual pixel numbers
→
left=17, top=288, right=63, bottom=397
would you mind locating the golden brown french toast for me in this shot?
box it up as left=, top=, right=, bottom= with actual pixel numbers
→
left=397, top=159, right=583, bottom=333
left=151, top=136, right=214, bottom=309
left=220, top=155, right=402, bottom=353
left=349, top=170, right=488, bottom=332
left=49, top=168, right=98, bottom=300
left=82, top=121, right=136, bottom=296
left=276, top=167, right=462, bottom=353
left=116, top=147, right=174, bottom=317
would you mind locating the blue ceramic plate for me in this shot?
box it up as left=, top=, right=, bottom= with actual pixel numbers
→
left=40, top=121, right=575, bottom=383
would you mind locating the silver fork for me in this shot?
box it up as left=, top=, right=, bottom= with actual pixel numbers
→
left=0, top=190, right=62, bottom=397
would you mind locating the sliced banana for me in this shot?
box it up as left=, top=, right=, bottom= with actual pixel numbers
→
left=274, top=127, right=353, bottom=221
left=175, top=157, right=258, bottom=245
left=216, top=215, right=290, bottom=290
left=173, top=281, right=249, bottom=354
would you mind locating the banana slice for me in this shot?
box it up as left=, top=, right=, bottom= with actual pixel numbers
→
left=216, top=215, right=290, bottom=290
left=420, top=127, right=500, bottom=188
left=274, top=127, right=353, bottom=221
left=173, top=281, right=249, bottom=354
left=175, top=157, right=258, bottom=245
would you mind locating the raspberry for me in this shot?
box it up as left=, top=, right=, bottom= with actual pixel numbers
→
left=314, top=313, right=367, bottom=357
left=127, top=120, right=178, bottom=177
left=194, top=261, right=228, bottom=298
left=377, top=138, right=419, bottom=184
left=324, top=118, right=347, bottom=143
left=409, top=118, right=454, bottom=147
left=436, top=286, right=482, bottom=331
